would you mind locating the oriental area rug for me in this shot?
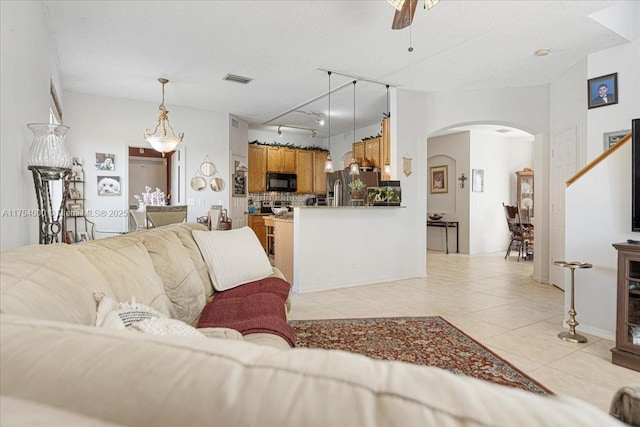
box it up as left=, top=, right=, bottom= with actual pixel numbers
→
left=289, top=316, right=551, bottom=396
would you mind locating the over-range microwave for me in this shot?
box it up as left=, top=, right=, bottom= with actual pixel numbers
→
left=266, top=173, right=297, bottom=192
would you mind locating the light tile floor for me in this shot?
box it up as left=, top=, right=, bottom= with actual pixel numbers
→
left=288, top=250, right=639, bottom=412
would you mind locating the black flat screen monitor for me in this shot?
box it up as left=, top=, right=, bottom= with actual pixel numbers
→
left=633, top=118, right=640, bottom=232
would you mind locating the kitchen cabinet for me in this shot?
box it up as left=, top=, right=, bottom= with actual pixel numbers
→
left=296, top=150, right=314, bottom=194
left=267, top=147, right=296, bottom=173
left=248, top=214, right=267, bottom=251
left=248, top=145, right=267, bottom=193
left=313, top=151, right=328, bottom=194
left=365, top=137, right=382, bottom=169
left=516, top=168, right=534, bottom=223
left=352, top=141, right=364, bottom=165
left=612, top=242, right=640, bottom=372
left=274, top=218, right=294, bottom=283
left=381, top=118, right=391, bottom=181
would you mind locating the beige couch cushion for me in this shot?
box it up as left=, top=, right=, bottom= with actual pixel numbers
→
left=136, top=230, right=206, bottom=323
left=1, top=314, right=621, bottom=427
left=76, top=236, right=175, bottom=317
left=167, top=223, right=215, bottom=298
left=0, top=244, right=114, bottom=325
left=1, top=395, right=123, bottom=426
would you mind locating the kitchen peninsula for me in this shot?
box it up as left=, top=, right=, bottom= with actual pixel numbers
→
left=290, top=205, right=415, bottom=293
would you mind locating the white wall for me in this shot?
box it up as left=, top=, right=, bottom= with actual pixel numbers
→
left=565, top=141, right=633, bottom=339
left=1, top=1, right=58, bottom=250
left=427, top=132, right=469, bottom=253
left=470, top=132, right=534, bottom=255
left=63, top=91, right=231, bottom=235
left=418, top=86, right=549, bottom=273
left=563, top=39, right=640, bottom=339
left=587, top=40, right=640, bottom=161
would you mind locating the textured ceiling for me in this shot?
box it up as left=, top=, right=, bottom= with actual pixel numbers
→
left=43, top=1, right=632, bottom=137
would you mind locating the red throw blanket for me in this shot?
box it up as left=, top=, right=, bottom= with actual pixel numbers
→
left=197, top=277, right=295, bottom=347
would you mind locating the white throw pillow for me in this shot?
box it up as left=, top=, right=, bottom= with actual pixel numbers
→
left=192, top=227, right=273, bottom=291
left=95, top=294, right=164, bottom=329
left=94, top=293, right=204, bottom=337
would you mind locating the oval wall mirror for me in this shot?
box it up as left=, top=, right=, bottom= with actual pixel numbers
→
left=190, top=176, right=206, bottom=191
left=200, top=162, right=216, bottom=177
left=210, top=177, right=225, bottom=192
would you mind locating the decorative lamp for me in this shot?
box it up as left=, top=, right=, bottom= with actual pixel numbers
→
left=144, top=78, right=184, bottom=154
left=324, top=71, right=334, bottom=172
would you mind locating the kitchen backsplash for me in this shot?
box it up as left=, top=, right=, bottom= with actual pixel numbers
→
left=249, top=192, right=319, bottom=206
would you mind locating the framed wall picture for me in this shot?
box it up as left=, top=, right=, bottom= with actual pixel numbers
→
left=472, top=169, right=484, bottom=192
left=97, top=176, right=121, bottom=196
left=587, top=72, right=618, bottom=109
left=233, top=174, right=246, bottom=197
left=95, top=152, right=115, bottom=170
left=603, top=129, right=630, bottom=150
left=430, top=165, right=448, bottom=194
left=68, top=187, right=82, bottom=199
left=68, top=202, right=83, bottom=217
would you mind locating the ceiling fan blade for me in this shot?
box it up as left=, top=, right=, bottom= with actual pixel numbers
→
left=391, top=0, right=418, bottom=30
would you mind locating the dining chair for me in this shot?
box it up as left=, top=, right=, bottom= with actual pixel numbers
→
left=502, top=202, right=532, bottom=261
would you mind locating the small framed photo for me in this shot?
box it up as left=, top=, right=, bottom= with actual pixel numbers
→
left=603, top=129, right=630, bottom=150
left=78, top=231, right=90, bottom=242
left=430, top=165, right=448, bottom=194
left=68, top=202, right=84, bottom=217
left=97, top=176, right=121, bottom=196
left=587, top=72, right=618, bottom=109
left=68, top=187, right=82, bottom=200
left=95, top=152, right=115, bottom=170
left=472, top=169, right=484, bottom=192
left=65, top=230, right=75, bottom=244
left=233, top=174, right=246, bottom=197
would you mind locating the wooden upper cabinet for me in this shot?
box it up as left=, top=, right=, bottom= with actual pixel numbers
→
left=364, top=137, right=381, bottom=168
left=312, top=151, right=328, bottom=194
left=381, top=118, right=391, bottom=180
left=248, top=145, right=267, bottom=193
left=267, top=147, right=297, bottom=173
left=296, top=150, right=314, bottom=194
left=352, top=141, right=364, bottom=165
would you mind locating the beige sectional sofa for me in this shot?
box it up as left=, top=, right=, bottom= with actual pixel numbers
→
left=0, top=223, right=624, bottom=426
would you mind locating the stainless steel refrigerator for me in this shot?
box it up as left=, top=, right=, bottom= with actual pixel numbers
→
left=326, top=169, right=379, bottom=206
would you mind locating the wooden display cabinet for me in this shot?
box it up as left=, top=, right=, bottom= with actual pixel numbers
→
left=612, top=242, right=640, bottom=371
left=515, top=168, right=534, bottom=223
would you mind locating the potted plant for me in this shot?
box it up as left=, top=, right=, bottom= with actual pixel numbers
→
left=348, top=179, right=366, bottom=200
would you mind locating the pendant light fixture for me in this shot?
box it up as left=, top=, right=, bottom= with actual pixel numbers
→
left=144, top=78, right=184, bottom=154
left=349, top=80, right=360, bottom=176
left=324, top=71, right=334, bottom=173
left=384, top=84, right=391, bottom=176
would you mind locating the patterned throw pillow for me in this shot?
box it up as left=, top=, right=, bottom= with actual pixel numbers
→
left=94, top=293, right=204, bottom=337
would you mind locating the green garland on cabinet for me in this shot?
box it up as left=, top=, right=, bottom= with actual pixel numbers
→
left=361, top=133, right=382, bottom=141
left=249, top=140, right=328, bottom=152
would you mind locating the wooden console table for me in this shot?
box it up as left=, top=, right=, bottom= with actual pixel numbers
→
left=426, top=220, right=459, bottom=254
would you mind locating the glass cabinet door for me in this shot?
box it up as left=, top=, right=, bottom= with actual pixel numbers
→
left=516, top=168, right=534, bottom=223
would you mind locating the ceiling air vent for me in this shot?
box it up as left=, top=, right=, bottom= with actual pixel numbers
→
left=223, top=74, right=253, bottom=84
